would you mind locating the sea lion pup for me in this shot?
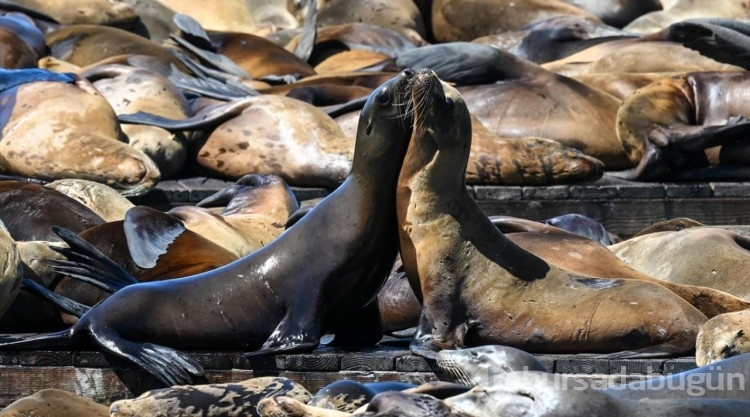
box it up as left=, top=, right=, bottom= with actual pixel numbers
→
left=437, top=345, right=549, bottom=387
left=396, top=69, right=706, bottom=358
left=0, top=70, right=417, bottom=386
left=612, top=71, right=750, bottom=181
left=696, top=309, right=750, bottom=366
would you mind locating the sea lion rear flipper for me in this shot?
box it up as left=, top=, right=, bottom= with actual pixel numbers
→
left=49, top=226, right=138, bottom=291
left=89, top=328, right=204, bottom=386
left=20, top=277, right=90, bottom=318
left=292, top=0, right=317, bottom=62
left=124, top=206, right=185, bottom=269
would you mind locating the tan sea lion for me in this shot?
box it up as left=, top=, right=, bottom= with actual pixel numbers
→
left=157, top=0, right=298, bottom=34
left=542, top=39, right=743, bottom=77
left=613, top=71, right=750, bottom=181
left=109, top=377, right=311, bottom=417
left=83, top=64, right=190, bottom=179
left=610, top=227, right=750, bottom=300
left=0, top=388, right=108, bottom=417
left=397, top=69, right=706, bottom=358
left=45, top=24, right=185, bottom=69
left=8, top=0, right=137, bottom=26
left=195, top=94, right=354, bottom=188
left=45, top=178, right=134, bottom=222
left=696, top=309, right=750, bottom=366
left=625, top=0, right=750, bottom=34
left=0, top=70, right=418, bottom=386
left=0, top=220, right=20, bottom=319
left=431, top=0, right=600, bottom=43
left=0, top=76, right=160, bottom=195
left=563, top=0, right=662, bottom=27
left=317, top=0, right=427, bottom=46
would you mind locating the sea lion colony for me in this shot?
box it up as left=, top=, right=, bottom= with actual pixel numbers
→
left=1, top=0, right=750, bottom=415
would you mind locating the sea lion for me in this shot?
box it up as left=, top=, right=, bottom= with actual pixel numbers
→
left=0, top=12, right=45, bottom=69
left=604, top=353, right=750, bottom=400
left=436, top=345, right=549, bottom=387
left=317, top=0, right=427, bottom=46
left=563, top=0, right=662, bottom=28
left=83, top=64, right=190, bottom=179
left=0, top=220, right=21, bottom=319
left=610, top=227, right=750, bottom=300
left=445, top=371, right=750, bottom=417
left=472, top=16, right=637, bottom=64
left=430, top=0, right=600, bottom=43
left=395, top=43, right=629, bottom=169
left=0, top=74, right=161, bottom=195
left=7, top=0, right=137, bottom=26
left=0, top=388, right=109, bottom=417
left=157, top=0, right=298, bottom=34
left=0, top=181, right=105, bottom=242
left=109, top=376, right=311, bottom=417
left=309, top=380, right=416, bottom=413
left=696, top=309, right=750, bottom=366
left=195, top=94, right=354, bottom=188
left=624, top=0, right=750, bottom=34
left=397, top=69, right=705, bottom=358
left=0, top=70, right=417, bottom=386
left=612, top=71, right=750, bottom=181
left=45, top=179, right=134, bottom=223
left=631, top=217, right=704, bottom=236
left=45, top=24, right=185, bottom=69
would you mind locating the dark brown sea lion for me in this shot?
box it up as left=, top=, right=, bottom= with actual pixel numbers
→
left=0, top=75, right=161, bottom=195
left=397, top=69, right=706, bottom=358
left=430, top=0, right=600, bottom=42
left=612, top=71, right=750, bottom=181
left=0, top=70, right=417, bottom=386
left=0, top=181, right=105, bottom=242
left=0, top=12, right=45, bottom=69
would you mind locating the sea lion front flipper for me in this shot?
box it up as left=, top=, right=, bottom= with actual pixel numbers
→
left=124, top=206, right=186, bottom=269
left=49, top=226, right=138, bottom=291
left=247, top=296, right=323, bottom=356
left=293, top=0, right=317, bottom=62
left=20, top=277, right=91, bottom=318
left=89, top=327, right=204, bottom=386
left=409, top=311, right=439, bottom=360
left=327, top=299, right=383, bottom=348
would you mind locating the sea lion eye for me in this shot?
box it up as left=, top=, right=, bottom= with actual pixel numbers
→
left=379, top=91, right=392, bottom=105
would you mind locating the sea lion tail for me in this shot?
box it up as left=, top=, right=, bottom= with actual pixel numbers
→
left=21, top=277, right=91, bottom=318
left=48, top=226, right=138, bottom=292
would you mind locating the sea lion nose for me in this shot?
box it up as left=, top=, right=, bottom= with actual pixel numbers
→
left=402, top=68, right=415, bottom=77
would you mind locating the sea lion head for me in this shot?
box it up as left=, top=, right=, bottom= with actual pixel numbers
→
left=436, top=345, right=549, bottom=387
left=351, top=68, right=416, bottom=172
left=404, top=68, right=472, bottom=183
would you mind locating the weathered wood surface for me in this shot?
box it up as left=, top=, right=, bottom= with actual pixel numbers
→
left=0, top=348, right=697, bottom=407
left=131, top=176, right=750, bottom=236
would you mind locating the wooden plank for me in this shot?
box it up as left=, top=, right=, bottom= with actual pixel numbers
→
left=554, top=357, right=610, bottom=374
left=477, top=198, right=750, bottom=236
left=609, top=359, right=664, bottom=375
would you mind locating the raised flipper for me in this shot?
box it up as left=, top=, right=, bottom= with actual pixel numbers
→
left=88, top=327, right=204, bottom=386
left=49, top=226, right=138, bottom=291
left=664, top=19, right=750, bottom=70
left=21, top=277, right=90, bottom=317
left=119, top=96, right=253, bottom=131
left=123, top=206, right=186, bottom=269
left=171, top=14, right=250, bottom=78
